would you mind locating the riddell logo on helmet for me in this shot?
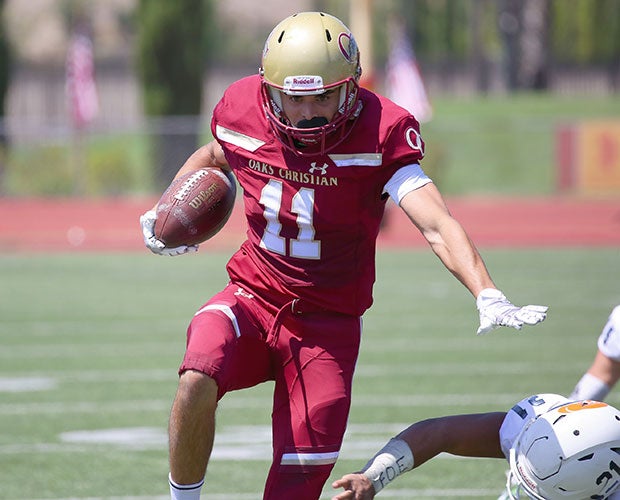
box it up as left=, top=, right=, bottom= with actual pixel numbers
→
left=283, top=75, right=324, bottom=91
left=293, top=77, right=318, bottom=85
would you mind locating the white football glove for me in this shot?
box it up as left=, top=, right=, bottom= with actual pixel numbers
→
left=139, top=210, right=198, bottom=256
left=476, top=288, right=548, bottom=335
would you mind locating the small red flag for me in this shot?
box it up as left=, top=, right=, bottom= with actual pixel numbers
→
left=386, top=25, right=432, bottom=123
left=66, top=31, right=99, bottom=128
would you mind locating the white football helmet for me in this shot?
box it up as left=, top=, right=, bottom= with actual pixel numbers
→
left=507, top=400, right=620, bottom=499
left=259, top=12, right=362, bottom=156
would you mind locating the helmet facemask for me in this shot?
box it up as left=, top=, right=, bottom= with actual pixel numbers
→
left=260, top=77, right=361, bottom=155
left=259, top=12, right=362, bottom=156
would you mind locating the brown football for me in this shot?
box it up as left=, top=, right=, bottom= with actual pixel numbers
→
left=154, top=168, right=236, bottom=247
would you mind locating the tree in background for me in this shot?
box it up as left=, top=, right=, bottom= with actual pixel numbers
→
left=0, top=0, right=11, bottom=194
left=551, top=0, right=620, bottom=91
left=136, top=0, right=212, bottom=189
left=378, top=0, right=620, bottom=94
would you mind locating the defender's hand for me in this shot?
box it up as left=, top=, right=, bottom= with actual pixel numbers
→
left=476, top=288, right=548, bottom=335
left=331, top=474, right=375, bottom=500
left=139, top=210, right=198, bottom=256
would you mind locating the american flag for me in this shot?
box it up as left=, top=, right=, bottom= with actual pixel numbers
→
left=66, top=31, right=99, bottom=128
left=385, top=24, right=432, bottom=123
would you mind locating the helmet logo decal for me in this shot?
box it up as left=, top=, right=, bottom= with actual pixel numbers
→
left=405, top=127, right=424, bottom=154
left=557, top=400, right=609, bottom=413
left=261, top=30, right=272, bottom=60
left=338, top=33, right=357, bottom=63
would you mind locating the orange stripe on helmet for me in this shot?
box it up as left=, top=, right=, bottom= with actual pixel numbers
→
left=557, top=400, right=609, bottom=413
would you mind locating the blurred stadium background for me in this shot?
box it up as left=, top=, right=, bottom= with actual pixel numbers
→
left=1, top=1, right=619, bottom=499
left=0, top=0, right=619, bottom=197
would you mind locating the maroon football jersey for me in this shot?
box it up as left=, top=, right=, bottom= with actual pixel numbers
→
left=212, top=75, right=425, bottom=316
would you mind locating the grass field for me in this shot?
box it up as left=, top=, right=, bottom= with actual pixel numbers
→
left=1, top=248, right=619, bottom=499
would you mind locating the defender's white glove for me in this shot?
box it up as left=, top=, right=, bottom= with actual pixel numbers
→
left=476, top=288, right=548, bottom=335
left=139, top=210, right=198, bottom=256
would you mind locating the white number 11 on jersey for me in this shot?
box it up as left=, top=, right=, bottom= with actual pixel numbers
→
left=259, top=179, right=321, bottom=260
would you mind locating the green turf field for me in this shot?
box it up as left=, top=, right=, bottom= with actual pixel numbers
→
left=1, top=248, right=619, bottom=499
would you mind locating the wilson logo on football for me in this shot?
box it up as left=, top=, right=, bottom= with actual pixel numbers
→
left=189, top=184, right=219, bottom=209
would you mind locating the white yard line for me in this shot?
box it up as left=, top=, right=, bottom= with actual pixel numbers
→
left=0, top=360, right=582, bottom=387
left=0, top=392, right=527, bottom=416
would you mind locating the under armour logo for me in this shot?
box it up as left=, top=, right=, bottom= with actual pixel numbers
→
left=309, top=162, right=329, bottom=175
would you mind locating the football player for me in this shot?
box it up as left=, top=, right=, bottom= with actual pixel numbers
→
left=570, top=305, right=620, bottom=401
left=140, top=11, right=548, bottom=500
left=332, top=394, right=620, bottom=500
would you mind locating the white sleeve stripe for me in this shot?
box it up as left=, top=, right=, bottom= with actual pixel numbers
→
left=215, top=124, right=265, bottom=152
left=328, top=153, right=383, bottom=166
left=384, top=163, right=432, bottom=204
left=194, top=304, right=241, bottom=338
left=280, top=451, right=339, bottom=466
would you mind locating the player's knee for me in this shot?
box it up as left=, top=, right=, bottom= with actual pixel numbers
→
left=176, top=370, right=218, bottom=410
left=306, top=395, right=350, bottom=441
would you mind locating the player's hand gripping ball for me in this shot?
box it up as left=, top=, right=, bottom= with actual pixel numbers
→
left=154, top=168, right=236, bottom=247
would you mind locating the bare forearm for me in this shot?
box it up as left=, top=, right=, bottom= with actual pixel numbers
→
left=399, top=184, right=495, bottom=298
left=330, top=412, right=507, bottom=499
left=426, top=218, right=495, bottom=298
left=173, top=141, right=230, bottom=181
left=397, top=412, right=506, bottom=468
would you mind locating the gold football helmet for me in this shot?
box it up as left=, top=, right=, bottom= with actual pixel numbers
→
left=260, top=12, right=362, bottom=156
